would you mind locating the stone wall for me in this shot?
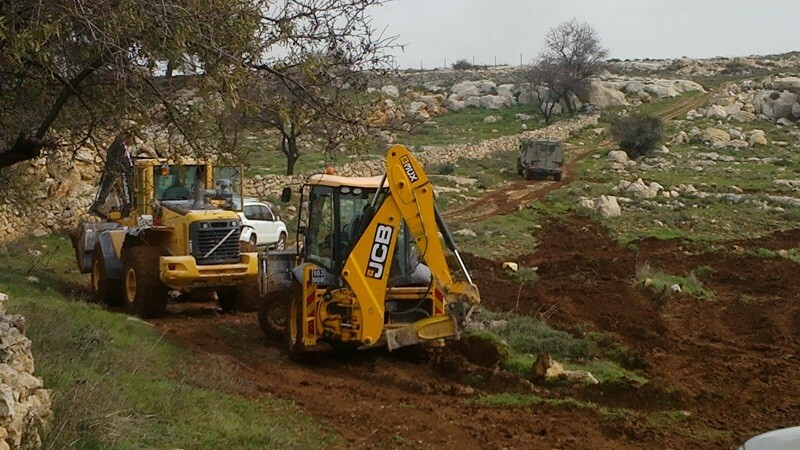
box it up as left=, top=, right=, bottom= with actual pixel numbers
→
left=0, top=293, right=51, bottom=450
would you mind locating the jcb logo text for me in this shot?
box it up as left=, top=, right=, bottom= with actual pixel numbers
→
left=366, top=224, right=394, bottom=279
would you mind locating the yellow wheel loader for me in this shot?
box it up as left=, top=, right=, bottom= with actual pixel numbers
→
left=72, top=140, right=258, bottom=317
left=258, top=144, right=480, bottom=356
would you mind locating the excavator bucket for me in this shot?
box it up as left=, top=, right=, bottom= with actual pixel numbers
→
left=384, top=314, right=460, bottom=351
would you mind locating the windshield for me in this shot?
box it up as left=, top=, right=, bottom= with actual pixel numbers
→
left=154, top=164, right=202, bottom=201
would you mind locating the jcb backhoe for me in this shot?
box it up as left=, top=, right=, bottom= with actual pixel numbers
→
left=72, top=139, right=258, bottom=317
left=258, top=144, right=480, bottom=356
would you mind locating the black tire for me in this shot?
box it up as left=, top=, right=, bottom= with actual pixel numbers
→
left=249, top=234, right=257, bottom=246
left=523, top=168, right=533, bottom=180
left=122, top=246, right=168, bottom=318
left=91, top=245, right=124, bottom=306
left=258, top=289, right=290, bottom=337
left=275, top=232, right=287, bottom=251
left=286, top=289, right=308, bottom=361
left=554, top=172, right=563, bottom=182
left=218, top=278, right=260, bottom=313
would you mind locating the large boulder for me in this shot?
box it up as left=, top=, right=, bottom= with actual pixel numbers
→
left=772, top=77, right=800, bottom=93
left=702, top=127, right=731, bottom=145
left=753, top=90, right=798, bottom=121
left=497, top=84, right=515, bottom=101
left=707, top=104, right=728, bottom=119
left=464, top=96, right=482, bottom=108
left=479, top=95, right=511, bottom=110
left=596, top=195, right=622, bottom=218
left=478, top=80, right=497, bottom=94
left=749, top=130, right=768, bottom=148
left=607, top=150, right=629, bottom=164
left=587, top=80, right=629, bottom=107
left=381, top=85, right=400, bottom=98
left=450, top=81, right=481, bottom=98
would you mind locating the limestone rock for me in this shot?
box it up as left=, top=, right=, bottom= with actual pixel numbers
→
left=749, top=130, right=768, bottom=148
left=607, top=150, right=629, bottom=164
left=596, top=195, right=621, bottom=218
left=381, top=85, right=400, bottom=98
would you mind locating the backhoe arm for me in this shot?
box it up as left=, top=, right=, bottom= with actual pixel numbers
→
left=342, top=145, right=480, bottom=348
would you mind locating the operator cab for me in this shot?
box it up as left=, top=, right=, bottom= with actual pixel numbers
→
left=300, top=175, right=431, bottom=288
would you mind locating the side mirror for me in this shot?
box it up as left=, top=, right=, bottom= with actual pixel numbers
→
left=280, top=187, right=292, bottom=203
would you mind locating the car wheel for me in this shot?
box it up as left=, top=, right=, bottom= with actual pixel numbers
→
left=275, top=232, right=287, bottom=251
left=249, top=234, right=257, bottom=246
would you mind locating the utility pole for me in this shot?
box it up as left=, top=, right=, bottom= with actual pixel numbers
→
left=444, top=57, right=447, bottom=69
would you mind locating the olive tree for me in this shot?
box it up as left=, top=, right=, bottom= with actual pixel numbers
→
left=0, top=0, right=395, bottom=171
left=526, top=19, right=607, bottom=123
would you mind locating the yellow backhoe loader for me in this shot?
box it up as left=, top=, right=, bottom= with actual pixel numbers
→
left=258, top=144, right=480, bottom=356
left=72, top=139, right=258, bottom=317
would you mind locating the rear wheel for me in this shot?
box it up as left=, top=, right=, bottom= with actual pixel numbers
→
left=258, top=289, right=290, bottom=337
left=523, top=168, right=533, bottom=180
left=122, top=246, right=168, bottom=318
left=275, top=232, right=287, bottom=251
left=554, top=171, right=563, bottom=182
left=91, top=245, right=124, bottom=306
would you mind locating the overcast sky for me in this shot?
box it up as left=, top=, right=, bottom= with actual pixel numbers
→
left=368, top=0, right=799, bottom=69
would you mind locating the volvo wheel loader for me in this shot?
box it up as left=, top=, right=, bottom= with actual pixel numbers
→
left=72, top=139, right=258, bottom=317
left=258, top=144, right=480, bottom=356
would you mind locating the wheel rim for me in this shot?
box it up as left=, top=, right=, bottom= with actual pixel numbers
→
left=92, top=259, right=101, bottom=292
left=125, top=268, right=137, bottom=303
left=276, top=235, right=286, bottom=251
left=269, top=302, right=288, bottom=329
left=249, top=235, right=257, bottom=246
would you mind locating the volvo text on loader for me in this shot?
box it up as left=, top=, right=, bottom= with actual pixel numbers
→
left=257, top=144, right=480, bottom=357
left=72, top=139, right=259, bottom=317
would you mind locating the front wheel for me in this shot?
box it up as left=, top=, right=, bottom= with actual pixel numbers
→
left=258, top=289, right=290, bottom=337
left=122, top=246, right=168, bottom=318
left=286, top=290, right=308, bottom=360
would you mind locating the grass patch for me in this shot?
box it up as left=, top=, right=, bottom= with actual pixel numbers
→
left=751, top=247, right=800, bottom=264
left=470, top=310, right=650, bottom=388
left=636, top=263, right=715, bottom=300
left=396, top=105, right=542, bottom=148
left=0, top=234, right=337, bottom=449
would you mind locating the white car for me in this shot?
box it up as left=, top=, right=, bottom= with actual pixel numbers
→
left=239, top=201, right=288, bottom=250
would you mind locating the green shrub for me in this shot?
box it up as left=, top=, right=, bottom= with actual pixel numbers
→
left=437, top=163, right=456, bottom=175
left=611, top=114, right=664, bottom=159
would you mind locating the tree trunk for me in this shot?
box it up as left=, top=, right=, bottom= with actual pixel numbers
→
left=282, top=136, right=300, bottom=176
